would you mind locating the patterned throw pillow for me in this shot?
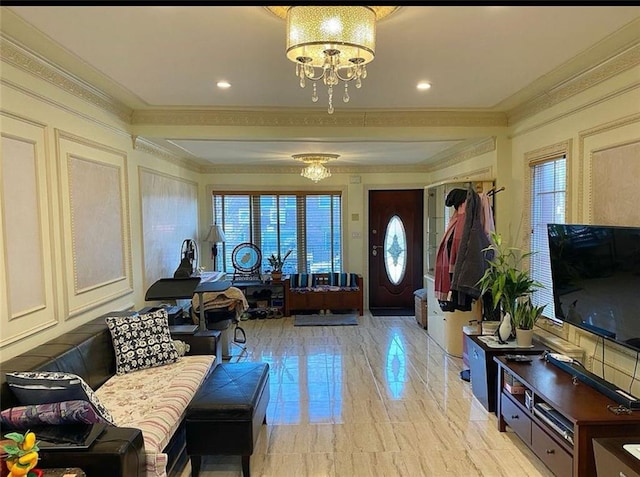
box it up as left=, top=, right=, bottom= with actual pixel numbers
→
left=328, top=273, right=359, bottom=288
left=1, top=399, right=110, bottom=429
left=5, top=371, right=115, bottom=425
left=289, top=273, right=313, bottom=288
left=105, top=309, right=179, bottom=375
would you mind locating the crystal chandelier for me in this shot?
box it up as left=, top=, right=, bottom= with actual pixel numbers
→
left=284, top=6, right=376, bottom=115
left=294, top=153, right=339, bottom=182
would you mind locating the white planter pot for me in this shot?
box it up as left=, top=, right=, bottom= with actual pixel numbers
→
left=516, top=328, right=534, bottom=347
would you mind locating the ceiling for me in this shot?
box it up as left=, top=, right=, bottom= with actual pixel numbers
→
left=4, top=6, right=640, bottom=168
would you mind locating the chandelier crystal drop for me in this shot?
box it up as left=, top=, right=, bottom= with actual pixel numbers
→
left=293, top=153, right=340, bottom=182
left=301, top=163, right=332, bottom=182
left=285, top=6, right=376, bottom=114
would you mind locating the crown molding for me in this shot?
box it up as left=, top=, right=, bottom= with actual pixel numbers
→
left=132, top=136, right=202, bottom=173
left=364, top=111, right=507, bottom=127
left=424, top=137, right=496, bottom=172
left=507, top=42, right=640, bottom=124
left=199, top=137, right=497, bottom=175
left=132, top=108, right=507, bottom=128
left=200, top=163, right=433, bottom=175
left=0, top=34, right=133, bottom=123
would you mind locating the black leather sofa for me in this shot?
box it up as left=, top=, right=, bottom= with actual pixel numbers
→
left=0, top=314, right=188, bottom=477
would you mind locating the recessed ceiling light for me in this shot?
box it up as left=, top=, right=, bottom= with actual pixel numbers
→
left=217, top=81, right=231, bottom=89
left=417, top=82, right=432, bottom=90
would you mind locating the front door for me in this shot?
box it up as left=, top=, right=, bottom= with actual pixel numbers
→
left=368, top=189, right=424, bottom=313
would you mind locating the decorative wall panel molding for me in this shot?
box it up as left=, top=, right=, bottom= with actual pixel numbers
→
left=577, top=113, right=640, bottom=222
left=0, top=35, right=132, bottom=123
left=0, top=111, right=58, bottom=347
left=56, top=129, right=133, bottom=316
left=139, top=167, right=198, bottom=291
left=591, top=140, right=640, bottom=226
left=69, top=157, right=125, bottom=291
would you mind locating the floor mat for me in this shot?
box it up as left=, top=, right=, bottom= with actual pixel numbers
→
left=369, top=308, right=414, bottom=316
left=294, top=314, right=358, bottom=326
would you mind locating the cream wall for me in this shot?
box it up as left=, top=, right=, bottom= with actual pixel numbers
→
left=0, top=52, right=200, bottom=361
left=504, top=64, right=640, bottom=394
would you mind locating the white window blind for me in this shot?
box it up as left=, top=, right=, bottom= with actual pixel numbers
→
left=213, top=192, right=342, bottom=274
left=530, top=157, right=566, bottom=321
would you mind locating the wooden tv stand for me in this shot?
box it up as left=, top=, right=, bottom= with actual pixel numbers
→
left=495, top=356, right=640, bottom=477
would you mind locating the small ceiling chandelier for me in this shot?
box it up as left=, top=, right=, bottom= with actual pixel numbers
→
left=294, top=153, right=339, bottom=182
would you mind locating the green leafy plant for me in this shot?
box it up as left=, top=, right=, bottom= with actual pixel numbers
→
left=477, top=232, right=544, bottom=320
left=513, top=298, right=546, bottom=330
left=267, top=250, right=292, bottom=272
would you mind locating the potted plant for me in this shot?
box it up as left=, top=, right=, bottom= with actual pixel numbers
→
left=512, top=298, right=546, bottom=347
left=477, top=232, right=543, bottom=342
left=267, top=250, right=292, bottom=281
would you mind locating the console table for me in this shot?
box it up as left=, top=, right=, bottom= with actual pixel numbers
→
left=495, top=356, right=640, bottom=477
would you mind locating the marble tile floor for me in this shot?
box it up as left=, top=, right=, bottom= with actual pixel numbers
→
left=179, top=313, right=554, bottom=477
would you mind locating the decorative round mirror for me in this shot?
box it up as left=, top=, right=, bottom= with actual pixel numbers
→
left=231, top=242, right=262, bottom=278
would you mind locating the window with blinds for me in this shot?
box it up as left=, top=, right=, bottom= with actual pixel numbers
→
left=213, top=192, right=342, bottom=274
left=530, top=156, right=566, bottom=321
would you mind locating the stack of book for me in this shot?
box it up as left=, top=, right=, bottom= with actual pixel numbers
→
left=504, top=372, right=525, bottom=394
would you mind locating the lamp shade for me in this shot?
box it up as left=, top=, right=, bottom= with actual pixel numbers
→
left=285, top=6, right=376, bottom=68
left=204, top=224, right=226, bottom=244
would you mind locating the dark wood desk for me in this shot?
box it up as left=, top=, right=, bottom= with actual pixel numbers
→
left=495, top=356, right=640, bottom=477
left=465, top=334, right=544, bottom=413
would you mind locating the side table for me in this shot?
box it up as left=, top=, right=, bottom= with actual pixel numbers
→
left=466, top=333, right=545, bottom=414
left=170, top=327, right=222, bottom=361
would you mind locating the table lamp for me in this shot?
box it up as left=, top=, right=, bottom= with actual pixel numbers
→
left=203, top=224, right=226, bottom=271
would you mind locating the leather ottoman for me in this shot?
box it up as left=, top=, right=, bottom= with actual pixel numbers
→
left=185, top=362, right=270, bottom=477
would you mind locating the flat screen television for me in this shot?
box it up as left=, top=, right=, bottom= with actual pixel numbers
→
left=547, top=223, right=640, bottom=353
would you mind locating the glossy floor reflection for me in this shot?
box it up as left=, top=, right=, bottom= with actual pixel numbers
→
left=179, top=314, right=554, bottom=477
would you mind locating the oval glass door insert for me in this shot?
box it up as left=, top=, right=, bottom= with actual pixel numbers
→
left=384, top=215, right=407, bottom=285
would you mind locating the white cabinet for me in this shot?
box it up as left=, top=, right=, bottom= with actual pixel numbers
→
left=425, top=276, right=481, bottom=357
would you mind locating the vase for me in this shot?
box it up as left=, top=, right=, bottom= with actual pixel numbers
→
left=271, top=271, right=283, bottom=282
left=498, top=312, right=512, bottom=342
left=516, top=328, right=534, bottom=347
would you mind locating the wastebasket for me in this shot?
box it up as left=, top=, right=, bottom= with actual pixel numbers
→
left=413, top=288, right=428, bottom=329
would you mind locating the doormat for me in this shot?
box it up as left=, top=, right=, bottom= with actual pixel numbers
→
left=370, top=308, right=414, bottom=316
left=294, top=314, right=358, bottom=326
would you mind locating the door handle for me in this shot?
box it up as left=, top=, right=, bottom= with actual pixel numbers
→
left=372, top=244, right=383, bottom=256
